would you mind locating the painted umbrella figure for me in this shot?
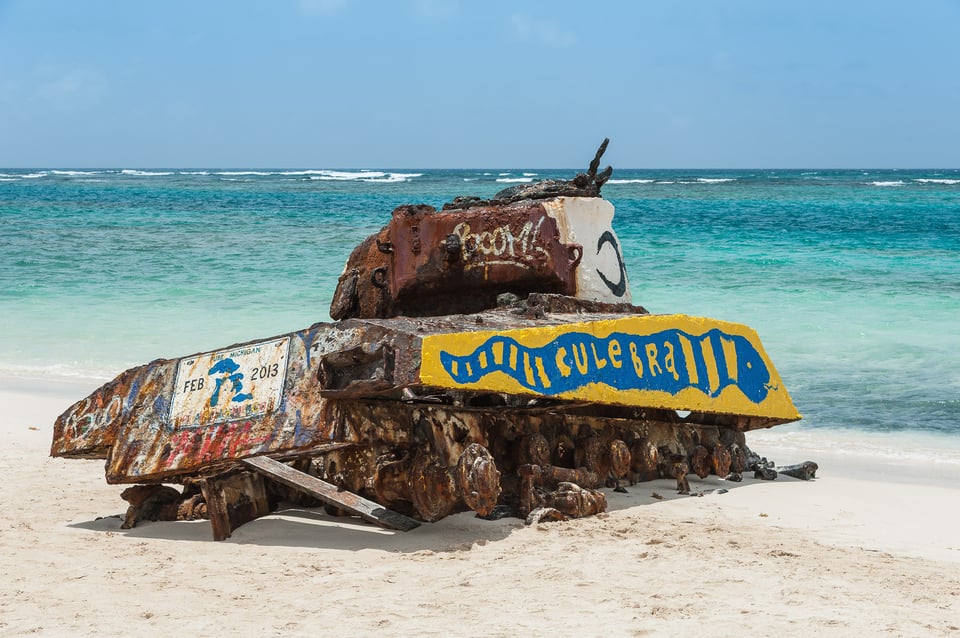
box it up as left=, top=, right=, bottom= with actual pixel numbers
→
left=51, top=140, right=803, bottom=540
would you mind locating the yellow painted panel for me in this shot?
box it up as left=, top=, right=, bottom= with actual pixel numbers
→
left=420, top=314, right=800, bottom=421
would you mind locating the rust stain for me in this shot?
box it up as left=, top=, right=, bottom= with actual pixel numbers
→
left=330, top=203, right=582, bottom=319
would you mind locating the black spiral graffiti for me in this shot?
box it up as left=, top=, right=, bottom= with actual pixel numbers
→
left=595, top=230, right=627, bottom=297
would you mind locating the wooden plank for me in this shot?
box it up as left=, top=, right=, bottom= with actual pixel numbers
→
left=241, top=455, right=420, bottom=532
left=200, top=471, right=271, bottom=541
left=199, top=478, right=230, bottom=541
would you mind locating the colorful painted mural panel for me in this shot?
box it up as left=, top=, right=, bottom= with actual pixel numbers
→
left=420, top=315, right=800, bottom=421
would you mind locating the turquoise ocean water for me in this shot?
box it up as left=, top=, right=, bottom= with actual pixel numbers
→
left=2, top=168, right=958, bottom=462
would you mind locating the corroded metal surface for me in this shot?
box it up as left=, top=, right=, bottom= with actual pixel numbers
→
left=305, top=400, right=753, bottom=520
left=331, top=202, right=584, bottom=319
left=50, top=366, right=147, bottom=459
left=330, top=140, right=619, bottom=322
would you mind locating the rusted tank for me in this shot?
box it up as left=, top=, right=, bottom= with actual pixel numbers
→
left=51, top=141, right=802, bottom=538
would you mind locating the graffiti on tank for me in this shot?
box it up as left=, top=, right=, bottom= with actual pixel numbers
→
left=452, top=216, right=547, bottom=269
left=62, top=393, right=124, bottom=439
left=160, top=420, right=275, bottom=469
left=169, top=337, right=289, bottom=429
left=439, top=328, right=774, bottom=403
left=595, top=230, right=627, bottom=297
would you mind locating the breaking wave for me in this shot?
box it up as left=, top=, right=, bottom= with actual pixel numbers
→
left=306, top=170, right=422, bottom=182
left=495, top=177, right=534, bottom=183
left=869, top=180, right=905, bottom=187
left=659, top=178, right=737, bottom=184
left=915, top=178, right=960, bottom=185
left=201, top=169, right=423, bottom=182
left=120, top=169, right=174, bottom=176
left=361, top=173, right=423, bottom=183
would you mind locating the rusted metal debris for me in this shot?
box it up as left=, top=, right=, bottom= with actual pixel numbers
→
left=241, top=455, right=420, bottom=531
left=51, top=141, right=806, bottom=540
left=443, top=138, right=613, bottom=211
left=777, top=461, right=818, bottom=480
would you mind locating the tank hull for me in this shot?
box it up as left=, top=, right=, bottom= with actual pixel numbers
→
left=52, top=295, right=798, bottom=521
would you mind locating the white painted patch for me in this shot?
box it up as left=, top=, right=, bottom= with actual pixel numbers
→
left=541, top=197, right=632, bottom=303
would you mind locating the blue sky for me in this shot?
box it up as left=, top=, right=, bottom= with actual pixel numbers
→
left=1, top=0, right=958, bottom=168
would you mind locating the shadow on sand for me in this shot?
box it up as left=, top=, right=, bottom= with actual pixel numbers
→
left=68, top=473, right=808, bottom=552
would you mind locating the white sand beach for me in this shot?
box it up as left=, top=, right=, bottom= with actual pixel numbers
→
left=2, top=377, right=959, bottom=637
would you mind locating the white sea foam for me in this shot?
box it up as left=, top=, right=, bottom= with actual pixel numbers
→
left=607, top=179, right=655, bottom=184
left=463, top=178, right=477, bottom=182
left=311, top=170, right=384, bottom=180
left=496, top=177, right=534, bottom=183
left=22, top=172, right=46, bottom=179
left=915, top=178, right=960, bottom=185
left=362, top=173, right=423, bottom=183
left=50, top=170, right=102, bottom=176
left=179, top=171, right=210, bottom=176
left=749, top=425, right=960, bottom=469
left=522, top=172, right=537, bottom=177
left=498, top=172, right=511, bottom=176
left=0, top=178, right=17, bottom=182
left=205, top=169, right=422, bottom=181
left=0, top=362, right=116, bottom=382
left=276, top=170, right=344, bottom=177
left=121, top=169, right=174, bottom=176
left=870, top=180, right=904, bottom=187
left=696, top=178, right=736, bottom=183
left=304, top=170, right=422, bottom=182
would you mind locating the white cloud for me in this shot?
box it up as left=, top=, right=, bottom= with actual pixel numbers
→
left=508, top=13, right=577, bottom=48
left=297, top=0, right=346, bottom=17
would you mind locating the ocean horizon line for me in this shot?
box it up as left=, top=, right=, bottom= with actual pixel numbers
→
left=3, top=166, right=960, bottom=172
